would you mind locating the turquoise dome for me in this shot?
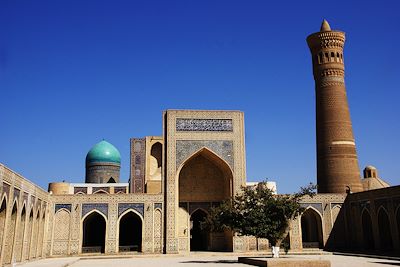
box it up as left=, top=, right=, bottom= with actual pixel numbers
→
left=86, top=140, right=121, bottom=164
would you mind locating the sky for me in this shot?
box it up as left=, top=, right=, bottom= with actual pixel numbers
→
left=0, top=0, right=399, bottom=193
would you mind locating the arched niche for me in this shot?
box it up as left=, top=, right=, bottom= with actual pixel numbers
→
left=361, top=209, right=374, bottom=250
left=52, top=209, right=71, bottom=255
left=0, top=196, right=7, bottom=258
left=178, top=148, right=233, bottom=202
left=149, top=142, right=162, bottom=181
left=378, top=207, right=393, bottom=250
left=118, top=210, right=143, bottom=252
left=396, top=206, right=400, bottom=243
left=82, top=211, right=107, bottom=253
left=301, top=207, right=323, bottom=249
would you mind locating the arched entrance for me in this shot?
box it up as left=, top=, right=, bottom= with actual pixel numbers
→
left=0, top=197, right=7, bottom=259
left=378, top=208, right=393, bottom=250
left=190, top=209, right=209, bottom=251
left=361, top=209, right=374, bottom=250
left=397, top=207, right=400, bottom=242
left=178, top=148, right=233, bottom=252
left=118, top=211, right=142, bottom=252
left=82, top=211, right=106, bottom=253
left=301, top=208, right=323, bottom=249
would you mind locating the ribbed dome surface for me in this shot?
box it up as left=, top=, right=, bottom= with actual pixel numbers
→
left=86, top=140, right=121, bottom=164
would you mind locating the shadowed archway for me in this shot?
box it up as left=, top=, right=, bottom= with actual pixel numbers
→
left=82, top=211, right=106, bottom=253
left=0, top=197, right=7, bottom=259
left=190, top=209, right=209, bottom=251
left=118, top=211, right=142, bottom=252
left=361, top=209, right=374, bottom=250
left=301, top=208, right=323, bottom=248
left=378, top=208, right=393, bottom=250
left=397, top=207, right=400, bottom=243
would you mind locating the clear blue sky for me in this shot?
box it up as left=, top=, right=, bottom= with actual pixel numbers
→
left=1, top=1, right=399, bottom=193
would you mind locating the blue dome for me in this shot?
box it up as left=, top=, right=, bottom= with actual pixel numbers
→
left=86, top=140, right=121, bottom=164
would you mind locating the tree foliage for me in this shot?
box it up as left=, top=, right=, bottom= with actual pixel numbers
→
left=205, top=181, right=316, bottom=246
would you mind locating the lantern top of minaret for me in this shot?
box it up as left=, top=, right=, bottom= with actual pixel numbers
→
left=320, top=19, right=331, bottom=32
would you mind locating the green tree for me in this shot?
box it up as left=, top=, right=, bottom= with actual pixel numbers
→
left=205, top=181, right=316, bottom=256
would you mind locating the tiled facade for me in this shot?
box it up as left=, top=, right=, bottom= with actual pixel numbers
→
left=1, top=21, right=399, bottom=267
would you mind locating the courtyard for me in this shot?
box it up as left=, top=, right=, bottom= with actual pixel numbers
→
left=15, top=254, right=400, bottom=267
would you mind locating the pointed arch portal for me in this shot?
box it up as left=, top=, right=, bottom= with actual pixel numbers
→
left=118, top=211, right=142, bottom=252
left=0, top=197, right=7, bottom=258
left=178, top=148, right=233, bottom=252
left=361, top=209, right=374, bottom=250
left=301, top=208, right=323, bottom=248
left=378, top=208, right=393, bottom=250
left=179, top=148, right=233, bottom=202
left=82, top=212, right=106, bottom=253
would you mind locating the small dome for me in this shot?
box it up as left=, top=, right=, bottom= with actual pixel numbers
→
left=86, top=140, right=121, bottom=165
left=365, top=165, right=377, bottom=170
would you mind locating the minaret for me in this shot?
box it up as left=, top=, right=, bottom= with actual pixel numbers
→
left=307, top=20, right=363, bottom=193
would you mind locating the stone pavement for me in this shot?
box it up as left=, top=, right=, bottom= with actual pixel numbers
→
left=15, top=254, right=400, bottom=267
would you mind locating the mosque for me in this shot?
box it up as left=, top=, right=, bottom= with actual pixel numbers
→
left=0, top=21, right=399, bottom=266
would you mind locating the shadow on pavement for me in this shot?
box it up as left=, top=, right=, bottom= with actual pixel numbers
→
left=179, top=260, right=238, bottom=264
left=371, top=262, right=400, bottom=266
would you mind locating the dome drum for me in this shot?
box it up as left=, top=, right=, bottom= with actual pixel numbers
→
left=85, top=140, right=121, bottom=184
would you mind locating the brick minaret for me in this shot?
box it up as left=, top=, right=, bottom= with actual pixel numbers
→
left=307, top=20, right=363, bottom=193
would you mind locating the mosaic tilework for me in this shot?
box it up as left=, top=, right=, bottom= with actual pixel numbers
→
left=118, top=203, right=144, bottom=217
left=55, top=204, right=72, bottom=212
left=82, top=203, right=108, bottom=218
left=176, top=140, right=234, bottom=170
left=176, top=119, right=233, bottom=132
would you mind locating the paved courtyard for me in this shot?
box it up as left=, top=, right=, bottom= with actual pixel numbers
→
left=15, top=253, right=400, bottom=267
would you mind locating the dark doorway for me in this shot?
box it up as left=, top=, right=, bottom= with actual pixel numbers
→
left=82, top=212, right=106, bottom=253
left=362, top=210, right=375, bottom=250
left=0, top=198, right=7, bottom=258
left=190, top=209, right=209, bottom=251
left=301, top=208, right=323, bottom=248
left=397, top=208, right=400, bottom=242
left=119, top=211, right=142, bottom=252
left=378, top=208, right=393, bottom=250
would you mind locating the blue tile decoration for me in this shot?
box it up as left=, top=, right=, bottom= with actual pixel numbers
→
left=55, top=204, right=72, bottom=212
left=118, top=203, right=144, bottom=217
left=176, top=140, right=234, bottom=170
left=82, top=203, right=108, bottom=218
left=300, top=203, right=323, bottom=215
left=176, top=119, right=233, bottom=132
left=154, top=203, right=162, bottom=210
